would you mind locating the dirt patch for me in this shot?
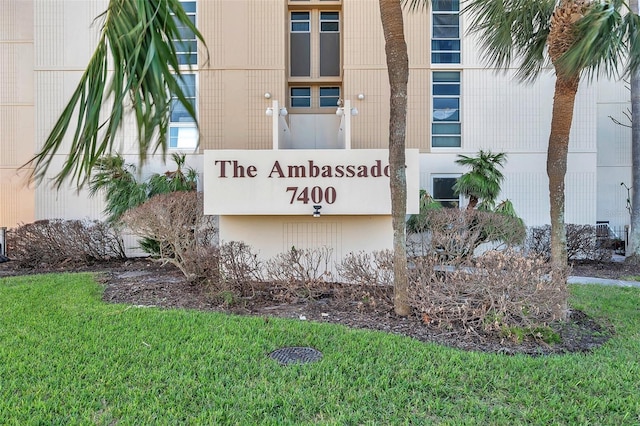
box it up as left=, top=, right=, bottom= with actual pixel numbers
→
left=0, top=258, right=618, bottom=356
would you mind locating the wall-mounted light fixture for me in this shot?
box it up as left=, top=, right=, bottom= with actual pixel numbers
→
left=336, top=106, right=358, bottom=116
left=313, top=205, right=322, bottom=218
left=357, top=93, right=365, bottom=100
left=266, top=106, right=288, bottom=117
left=264, top=92, right=272, bottom=99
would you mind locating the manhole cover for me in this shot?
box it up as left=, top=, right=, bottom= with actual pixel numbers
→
left=269, top=347, right=323, bottom=365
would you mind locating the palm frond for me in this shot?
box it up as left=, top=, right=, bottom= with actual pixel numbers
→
left=556, top=1, right=627, bottom=80
left=402, top=0, right=431, bottom=12
left=453, top=150, right=506, bottom=204
left=462, top=0, right=556, bottom=82
left=25, top=0, right=208, bottom=188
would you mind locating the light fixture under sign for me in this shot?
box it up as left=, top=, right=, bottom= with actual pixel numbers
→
left=266, top=107, right=288, bottom=117
left=313, top=205, right=322, bottom=218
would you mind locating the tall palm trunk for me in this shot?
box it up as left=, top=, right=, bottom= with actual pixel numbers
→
left=628, top=0, right=640, bottom=259
left=546, top=0, right=588, bottom=269
left=547, top=75, right=579, bottom=268
left=379, top=0, right=410, bottom=316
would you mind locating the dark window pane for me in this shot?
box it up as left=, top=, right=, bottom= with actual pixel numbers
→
left=433, top=177, right=458, bottom=199
left=170, top=99, right=195, bottom=122
left=432, top=0, right=459, bottom=11
left=433, top=83, right=460, bottom=96
left=320, top=98, right=339, bottom=107
left=180, top=1, right=196, bottom=13
left=291, top=98, right=311, bottom=107
left=432, top=40, right=460, bottom=51
left=432, top=136, right=461, bottom=147
left=320, top=32, right=340, bottom=76
left=432, top=53, right=461, bottom=63
left=432, top=123, right=461, bottom=134
left=320, top=86, right=340, bottom=96
left=291, top=87, right=311, bottom=96
left=291, top=22, right=310, bottom=32
left=321, top=22, right=339, bottom=32
left=290, top=33, right=311, bottom=76
left=321, top=12, right=340, bottom=20
left=433, top=72, right=460, bottom=82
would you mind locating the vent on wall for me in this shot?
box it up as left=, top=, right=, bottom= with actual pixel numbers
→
left=283, top=221, right=342, bottom=277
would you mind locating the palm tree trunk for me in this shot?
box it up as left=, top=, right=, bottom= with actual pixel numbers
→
left=628, top=0, right=640, bottom=260
left=379, top=0, right=411, bottom=316
left=547, top=75, right=579, bottom=269
left=467, top=196, right=479, bottom=210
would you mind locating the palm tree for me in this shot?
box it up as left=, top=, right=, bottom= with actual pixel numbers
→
left=88, top=154, right=147, bottom=223
left=89, top=153, right=198, bottom=224
left=453, top=150, right=507, bottom=210
left=25, top=0, right=207, bottom=188
left=463, top=0, right=640, bottom=269
left=379, top=0, right=412, bottom=316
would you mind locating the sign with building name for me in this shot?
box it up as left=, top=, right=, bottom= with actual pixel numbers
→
left=203, top=149, right=419, bottom=215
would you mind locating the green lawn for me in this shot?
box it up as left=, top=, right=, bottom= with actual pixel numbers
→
left=0, top=273, right=639, bottom=425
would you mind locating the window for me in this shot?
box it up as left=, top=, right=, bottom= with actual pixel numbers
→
left=169, top=73, right=197, bottom=149
left=319, top=12, right=340, bottom=77
left=432, top=71, right=461, bottom=148
left=289, top=10, right=340, bottom=78
left=169, top=1, right=198, bottom=150
left=290, top=12, right=311, bottom=77
left=288, top=7, right=341, bottom=112
left=291, top=87, right=312, bottom=107
left=289, top=86, right=341, bottom=109
left=432, top=175, right=460, bottom=208
left=172, top=1, right=197, bottom=65
left=432, top=0, right=460, bottom=64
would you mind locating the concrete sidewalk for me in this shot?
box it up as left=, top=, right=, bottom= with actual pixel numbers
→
left=568, top=276, right=640, bottom=288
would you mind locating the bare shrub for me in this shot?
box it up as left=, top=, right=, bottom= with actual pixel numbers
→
left=333, top=250, right=394, bottom=308
left=219, top=241, right=264, bottom=296
left=567, top=224, right=610, bottom=261
left=526, top=224, right=611, bottom=261
left=7, top=219, right=125, bottom=268
left=180, top=245, right=221, bottom=286
left=336, top=250, right=394, bottom=287
left=265, top=246, right=334, bottom=301
left=525, top=225, right=551, bottom=260
left=121, top=192, right=218, bottom=283
left=414, top=208, right=525, bottom=261
left=409, top=250, right=569, bottom=333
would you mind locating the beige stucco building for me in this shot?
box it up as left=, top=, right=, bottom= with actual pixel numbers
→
left=0, top=0, right=632, bottom=260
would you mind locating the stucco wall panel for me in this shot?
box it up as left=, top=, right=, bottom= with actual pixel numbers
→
left=0, top=44, right=34, bottom=105
left=345, top=69, right=389, bottom=149
left=0, top=169, right=34, bottom=227
left=0, top=106, right=34, bottom=166
left=343, top=0, right=385, bottom=68
left=34, top=0, right=64, bottom=68
left=463, top=70, right=554, bottom=153
left=1, top=0, right=33, bottom=41
left=219, top=215, right=392, bottom=275
left=1, top=0, right=35, bottom=227
left=199, top=70, right=225, bottom=150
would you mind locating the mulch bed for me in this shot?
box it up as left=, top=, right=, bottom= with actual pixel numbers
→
left=1, top=257, right=626, bottom=356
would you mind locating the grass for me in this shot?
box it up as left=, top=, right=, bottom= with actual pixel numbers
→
left=619, top=275, right=640, bottom=282
left=0, top=274, right=639, bottom=425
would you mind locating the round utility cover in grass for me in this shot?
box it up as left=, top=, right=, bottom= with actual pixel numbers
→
left=269, top=347, right=323, bottom=365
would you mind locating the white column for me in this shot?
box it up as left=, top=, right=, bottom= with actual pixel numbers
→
left=344, top=99, right=352, bottom=150
left=272, top=100, right=279, bottom=150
